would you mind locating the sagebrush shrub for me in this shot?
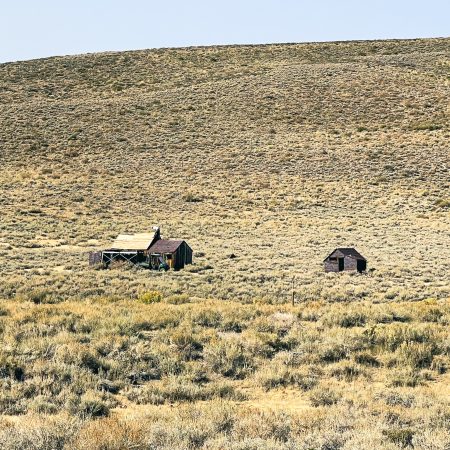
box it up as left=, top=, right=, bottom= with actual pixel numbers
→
left=309, top=385, right=342, bottom=406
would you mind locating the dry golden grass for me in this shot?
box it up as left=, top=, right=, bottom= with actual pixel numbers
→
left=0, top=37, right=449, bottom=448
left=0, top=297, right=448, bottom=448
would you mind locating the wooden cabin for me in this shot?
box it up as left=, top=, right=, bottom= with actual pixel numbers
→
left=324, top=248, right=367, bottom=273
left=89, top=227, right=193, bottom=270
left=148, top=240, right=193, bottom=270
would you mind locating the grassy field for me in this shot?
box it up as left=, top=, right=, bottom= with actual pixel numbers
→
left=0, top=37, right=449, bottom=448
left=0, top=297, right=448, bottom=448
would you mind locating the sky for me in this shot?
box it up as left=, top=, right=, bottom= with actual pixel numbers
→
left=1, top=0, right=449, bottom=63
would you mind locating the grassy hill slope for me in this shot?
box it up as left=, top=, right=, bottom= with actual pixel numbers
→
left=1, top=38, right=449, bottom=302
left=0, top=38, right=449, bottom=449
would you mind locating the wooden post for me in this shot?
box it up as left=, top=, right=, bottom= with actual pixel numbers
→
left=292, top=277, right=295, bottom=306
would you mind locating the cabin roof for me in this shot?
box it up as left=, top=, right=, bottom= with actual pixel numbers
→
left=110, top=232, right=158, bottom=251
left=149, top=239, right=187, bottom=254
left=324, top=248, right=366, bottom=262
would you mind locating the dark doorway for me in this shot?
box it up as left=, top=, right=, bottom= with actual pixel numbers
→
left=338, top=258, right=344, bottom=271
left=357, top=260, right=367, bottom=272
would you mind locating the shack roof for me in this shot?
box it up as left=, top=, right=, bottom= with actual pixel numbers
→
left=110, top=232, right=158, bottom=251
left=149, top=239, right=186, bottom=254
left=324, top=248, right=366, bottom=262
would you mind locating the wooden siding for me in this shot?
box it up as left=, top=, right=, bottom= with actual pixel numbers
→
left=343, top=255, right=358, bottom=271
left=89, top=251, right=103, bottom=266
left=173, top=242, right=193, bottom=270
left=149, top=241, right=193, bottom=270
left=324, top=250, right=364, bottom=273
left=324, top=259, right=340, bottom=272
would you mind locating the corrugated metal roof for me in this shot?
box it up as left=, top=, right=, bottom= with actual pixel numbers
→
left=324, top=248, right=366, bottom=261
left=149, top=239, right=185, bottom=254
left=110, top=232, right=158, bottom=250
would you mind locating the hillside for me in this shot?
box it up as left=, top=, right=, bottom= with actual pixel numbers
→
left=0, top=38, right=449, bottom=303
left=0, top=38, right=449, bottom=449
left=0, top=38, right=449, bottom=302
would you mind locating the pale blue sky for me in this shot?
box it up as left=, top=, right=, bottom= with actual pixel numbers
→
left=1, top=0, right=448, bottom=63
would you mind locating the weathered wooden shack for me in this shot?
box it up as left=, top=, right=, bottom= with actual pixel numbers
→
left=101, top=227, right=161, bottom=266
left=323, top=248, right=367, bottom=273
left=148, top=240, right=193, bottom=270
left=89, top=227, right=193, bottom=270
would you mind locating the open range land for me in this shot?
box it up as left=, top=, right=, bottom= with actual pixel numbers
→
left=0, top=38, right=449, bottom=449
